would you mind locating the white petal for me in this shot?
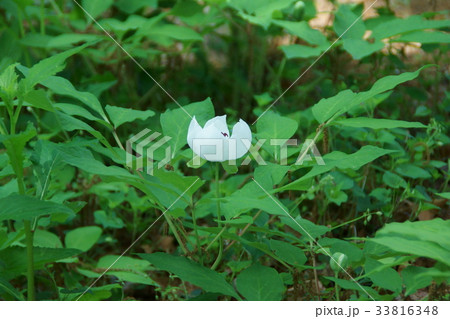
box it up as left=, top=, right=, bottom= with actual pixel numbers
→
left=204, top=115, right=230, bottom=137
left=187, top=116, right=202, bottom=149
left=189, top=117, right=227, bottom=162
left=201, top=122, right=227, bottom=140
left=229, top=119, right=252, bottom=160
left=191, top=137, right=226, bottom=162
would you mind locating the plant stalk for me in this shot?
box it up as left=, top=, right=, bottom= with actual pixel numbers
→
left=163, top=213, right=188, bottom=255
left=24, top=220, right=35, bottom=301
left=334, top=272, right=340, bottom=301
left=211, top=162, right=223, bottom=270
left=17, top=170, right=35, bottom=301
left=190, top=203, right=203, bottom=264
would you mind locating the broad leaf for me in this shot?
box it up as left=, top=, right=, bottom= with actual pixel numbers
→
left=20, top=44, right=89, bottom=93
left=371, top=15, right=450, bottom=40
left=334, top=5, right=365, bottom=39
left=82, top=0, right=113, bottom=20
left=0, top=123, right=36, bottom=184
left=0, top=194, right=75, bottom=222
left=365, top=257, right=402, bottom=293
left=369, top=219, right=450, bottom=266
left=236, top=264, right=284, bottom=300
left=280, top=145, right=397, bottom=191
left=335, top=117, right=426, bottom=129
left=256, top=111, right=298, bottom=157
left=160, top=98, right=215, bottom=154
left=138, top=252, right=240, bottom=299
left=78, top=255, right=156, bottom=286
left=105, top=105, right=155, bottom=128
left=23, top=89, right=54, bottom=112
left=65, top=226, right=102, bottom=252
left=269, top=239, right=307, bottom=267
left=0, top=247, right=81, bottom=279
left=312, top=66, right=431, bottom=123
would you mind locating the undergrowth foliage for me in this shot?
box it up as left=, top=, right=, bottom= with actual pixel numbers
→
left=0, top=0, right=449, bottom=301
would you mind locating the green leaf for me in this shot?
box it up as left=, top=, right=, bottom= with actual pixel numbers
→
left=280, top=216, right=330, bottom=239
left=324, top=277, right=382, bottom=300
left=394, top=30, right=450, bottom=44
left=342, top=38, right=384, bottom=60
left=20, top=44, right=89, bottom=93
left=254, top=162, right=290, bottom=189
left=82, top=0, right=113, bottom=20
left=335, top=117, right=426, bottom=129
left=45, top=140, right=134, bottom=179
left=34, top=230, right=63, bottom=248
left=160, top=98, right=215, bottom=154
left=61, top=284, right=121, bottom=301
left=149, top=24, right=203, bottom=41
left=371, top=15, right=450, bottom=40
left=55, top=103, right=104, bottom=123
left=65, top=226, right=102, bottom=252
left=46, top=33, right=103, bottom=48
left=17, top=65, right=109, bottom=122
left=377, top=218, right=450, bottom=249
left=256, top=111, right=298, bottom=157
left=280, top=44, right=323, bottom=59
left=105, top=105, right=155, bottom=128
left=98, top=255, right=151, bottom=271
left=94, top=210, right=125, bottom=229
left=334, top=5, right=365, bottom=39
left=369, top=219, right=450, bottom=266
left=395, top=163, right=431, bottom=179
left=273, top=20, right=328, bottom=46
left=318, top=238, right=363, bottom=263
left=78, top=255, right=157, bottom=286
left=436, top=192, right=450, bottom=200
left=138, top=252, right=239, bottom=299
left=281, top=146, right=397, bottom=191
left=56, top=112, right=111, bottom=149
left=0, top=123, right=36, bottom=183
left=221, top=161, right=238, bottom=174
left=312, top=66, right=431, bottom=124
left=0, top=247, right=81, bottom=279
left=0, top=194, right=75, bottom=222
left=229, top=0, right=296, bottom=29
left=402, top=266, right=433, bottom=296
left=269, top=239, right=307, bottom=266
left=236, top=264, right=284, bottom=300
left=382, top=171, right=407, bottom=189
left=365, top=257, right=402, bottom=293
left=223, top=182, right=291, bottom=219
left=102, top=271, right=157, bottom=286
left=0, top=63, right=19, bottom=104
left=23, top=89, right=54, bottom=111
left=0, top=276, right=25, bottom=300
left=115, top=0, right=158, bottom=14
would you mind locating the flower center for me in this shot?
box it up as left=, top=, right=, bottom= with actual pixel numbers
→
left=221, top=132, right=229, bottom=137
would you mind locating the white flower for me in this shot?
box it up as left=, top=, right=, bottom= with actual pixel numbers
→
left=187, top=115, right=252, bottom=162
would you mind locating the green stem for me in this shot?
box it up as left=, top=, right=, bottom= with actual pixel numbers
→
left=17, top=166, right=35, bottom=301
left=206, top=226, right=227, bottom=251
left=330, top=211, right=376, bottom=231
left=211, top=163, right=223, bottom=270
left=24, top=220, right=35, bottom=301
left=11, top=99, right=23, bottom=135
left=191, top=203, right=203, bottom=264
left=334, top=272, right=340, bottom=301
left=215, top=162, right=221, bottom=222
left=163, top=213, right=188, bottom=255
